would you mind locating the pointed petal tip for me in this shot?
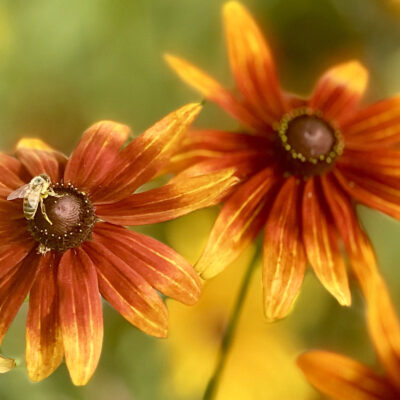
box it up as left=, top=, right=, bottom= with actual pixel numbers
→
left=331, top=60, right=369, bottom=93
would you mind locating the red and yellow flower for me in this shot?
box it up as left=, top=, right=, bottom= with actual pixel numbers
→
left=166, top=1, right=400, bottom=320
left=0, top=103, right=237, bottom=385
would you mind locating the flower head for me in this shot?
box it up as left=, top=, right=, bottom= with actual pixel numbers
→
left=165, top=1, right=400, bottom=320
left=0, top=103, right=237, bottom=385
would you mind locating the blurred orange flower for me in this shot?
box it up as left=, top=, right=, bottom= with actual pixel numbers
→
left=0, top=103, right=237, bottom=385
left=166, top=1, right=400, bottom=321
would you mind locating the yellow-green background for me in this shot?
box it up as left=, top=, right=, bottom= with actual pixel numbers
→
left=0, top=0, right=400, bottom=399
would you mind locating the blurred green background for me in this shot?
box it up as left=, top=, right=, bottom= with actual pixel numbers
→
left=1, top=0, right=400, bottom=399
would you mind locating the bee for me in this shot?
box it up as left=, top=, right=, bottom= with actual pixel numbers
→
left=7, top=173, right=62, bottom=225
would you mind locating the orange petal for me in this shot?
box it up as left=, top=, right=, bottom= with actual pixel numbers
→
left=96, top=169, right=238, bottom=225
left=223, top=1, right=286, bottom=124
left=83, top=238, right=168, bottom=338
left=0, top=241, right=34, bottom=281
left=298, top=351, right=397, bottom=400
left=92, top=223, right=201, bottom=306
left=302, top=178, right=351, bottom=306
left=26, top=253, right=63, bottom=382
left=343, top=96, right=400, bottom=146
left=321, top=175, right=400, bottom=389
left=0, top=153, right=28, bottom=190
left=196, top=167, right=277, bottom=280
left=64, top=121, right=131, bottom=193
left=58, top=248, right=103, bottom=386
left=263, top=178, right=306, bottom=321
left=165, top=55, right=265, bottom=132
left=335, top=168, right=400, bottom=220
left=91, top=103, right=202, bottom=203
left=309, top=61, right=368, bottom=121
left=16, top=138, right=68, bottom=183
left=0, top=251, right=40, bottom=345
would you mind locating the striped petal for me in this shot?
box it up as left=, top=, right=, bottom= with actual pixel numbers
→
left=196, top=167, right=277, bottom=280
left=16, top=138, right=67, bottom=182
left=263, top=177, right=306, bottom=321
left=321, top=175, right=400, bottom=389
left=309, top=61, right=368, bottom=121
left=0, top=251, right=40, bottom=345
left=165, top=55, right=266, bottom=132
left=58, top=248, right=103, bottom=386
left=0, top=241, right=34, bottom=280
left=343, top=96, right=400, bottom=146
left=0, top=154, right=28, bottom=190
left=223, top=1, right=286, bottom=124
left=298, top=351, right=397, bottom=400
left=83, top=237, right=168, bottom=338
left=91, top=103, right=202, bottom=203
left=302, top=178, right=351, bottom=306
left=64, top=121, right=131, bottom=193
left=92, top=223, right=201, bottom=306
left=335, top=168, right=400, bottom=220
left=26, top=252, right=63, bottom=382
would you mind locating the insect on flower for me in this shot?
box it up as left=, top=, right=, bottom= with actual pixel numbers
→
left=7, top=173, right=63, bottom=227
left=0, top=103, right=237, bottom=385
left=165, top=1, right=400, bottom=321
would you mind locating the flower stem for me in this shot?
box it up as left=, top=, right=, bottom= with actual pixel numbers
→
left=202, top=249, right=259, bottom=400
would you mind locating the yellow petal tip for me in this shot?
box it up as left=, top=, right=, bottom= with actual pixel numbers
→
left=16, top=138, right=52, bottom=151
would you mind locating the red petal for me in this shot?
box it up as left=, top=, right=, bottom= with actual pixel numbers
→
left=342, top=96, right=400, bottom=146
left=223, top=1, right=286, bottom=124
left=302, top=178, right=351, bottom=306
left=26, top=253, right=63, bottom=382
left=335, top=168, right=400, bottom=220
left=92, top=223, right=201, bottom=305
left=196, top=167, right=277, bottom=279
left=165, top=55, right=266, bottom=132
left=64, top=121, right=131, bottom=193
left=298, top=351, right=397, bottom=400
left=96, top=169, right=239, bottom=225
left=309, top=61, right=368, bottom=121
left=58, top=248, right=103, bottom=386
left=0, top=241, right=34, bottom=280
left=83, top=237, right=168, bottom=337
left=263, top=178, right=306, bottom=321
left=91, top=103, right=202, bottom=203
left=16, top=138, right=67, bottom=183
left=0, top=251, right=41, bottom=345
left=0, top=154, right=28, bottom=190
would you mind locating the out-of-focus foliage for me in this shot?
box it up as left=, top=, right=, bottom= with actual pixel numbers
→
left=0, top=0, right=400, bottom=399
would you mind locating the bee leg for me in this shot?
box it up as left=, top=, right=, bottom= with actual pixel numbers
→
left=48, top=189, right=63, bottom=198
left=40, top=199, right=53, bottom=225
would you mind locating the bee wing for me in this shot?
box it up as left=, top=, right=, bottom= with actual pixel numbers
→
left=7, top=184, right=30, bottom=200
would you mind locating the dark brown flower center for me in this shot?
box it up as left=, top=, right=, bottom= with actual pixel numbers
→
left=28, top=183, right=96, bottom=253
left=277, top=109, right=343, bottom=177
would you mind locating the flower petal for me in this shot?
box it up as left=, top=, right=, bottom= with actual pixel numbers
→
left=321, top=175, right=400, bottom=389
left=58, top=248, right=103, bottom=386
left=0, top=355, right=15, bottom=373
left=0, top=241, right=34, bottom=280
left=0, top=154, right=28, bottom=190
left=335, top=168, right=400, bottom=220
left=263, top=177, right=306, bottom=321
left=0, top=251, right=40, bottom=345
left=342, top=96, right=400, bottom=146
left=298, top=351, right=397, bottom=400
left=96, top=169, right=239, bottom=225
left=223, top=1, right=286, bottom=124
left=16, top=138, right=68, bottom=182
left=64, top=121, right=131, bottom=192
left=165, top=55, right=266, bottom=132
left=302, top=178, right=351, bottom=306
left=83, top=237, right=168, bottom=337
left=91, top=103, right=202, bottom=203
left=196, top=167, right=277, bottom=280
left=26, top=252, right=63, bottom=382
left=92, top=223, right=201, bottom=306
left=309, top=61, right=368, bottom=121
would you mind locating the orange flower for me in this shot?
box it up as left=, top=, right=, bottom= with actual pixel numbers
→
left=166, top=1, right=400, bottom=320
left=0, top=103, right=237, bottom=385
left=298, top=273, right=400, bottom=400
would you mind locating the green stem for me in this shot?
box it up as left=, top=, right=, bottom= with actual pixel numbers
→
left=202, top=249, right=259, bottom=400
